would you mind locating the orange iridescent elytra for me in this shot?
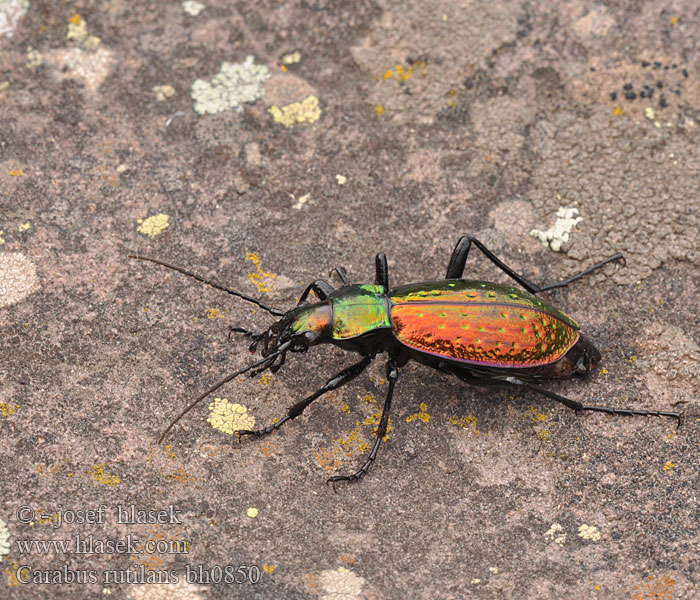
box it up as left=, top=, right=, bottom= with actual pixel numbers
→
left=389, top=280, right=579, bottom=368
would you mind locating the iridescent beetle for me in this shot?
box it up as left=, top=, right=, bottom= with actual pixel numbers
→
left=129, top=237, right=679, bottom=486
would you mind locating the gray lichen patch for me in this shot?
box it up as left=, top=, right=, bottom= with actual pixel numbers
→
left=191, top=56, right=270, bottom=115
left=0, top=252, right=40, bottom=307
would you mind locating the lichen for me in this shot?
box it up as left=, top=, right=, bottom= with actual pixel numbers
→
left=268, top=95, right=321, bottom=127
left=207, top=398, right=255, bottom=434
left=530, top=207, right=583, bottom=252
left=0, top=252, right=40, bottom=308
left=191, top=56, right=270, bottom=115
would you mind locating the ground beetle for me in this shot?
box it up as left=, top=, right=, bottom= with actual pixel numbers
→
left=129, top=237, right=680, bottom=486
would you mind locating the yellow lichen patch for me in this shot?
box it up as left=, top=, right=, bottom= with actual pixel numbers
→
left=362, top=412, right=391, bottom=442
left=153, top=84, right=175, bottom=101
left=268, top=95, right=321, bottom=127
left=264, top=563, right=275, bottom=573
left=10, top=170, right=23, bottom=176
left=374, top=104, right=385, bottom=116
left=91, top=464, right=120, bottom=487
left=246, top=252, right=276, bottom=292
left=527, top=407, right=549, bottom=422
left=406, top=402, right=430, bottom=424
left=207, top=308, right=224, bottom=319
left=7, top=560, right=21, bottom=586
left=67, top=14, right=88, bottom=42
left=136, top=213, right=170, bottom=238
left=337, top=429, right=363, bottom=456
left=382, top=60, right=426, bottom=83
left=18, top=222, right=31, bottom=231
left=449, top=415, right=483, bottom=436
left=207, top=398, right=255, bottom=434
left=0, top=231, right=5, bottom=245
left=259, top=373, right=272, bottom=386
left=0, top=403, right=19, bottom=417
left=247, top=507, right=259, bottom=518
left=281, top=51, right=301, bottom=65
left=578, top=524, right=601, bottom=541
left=663, top=461, right=676, bottom=472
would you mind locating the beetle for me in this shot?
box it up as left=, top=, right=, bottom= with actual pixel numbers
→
left=129, top=236, right=680, bottom=486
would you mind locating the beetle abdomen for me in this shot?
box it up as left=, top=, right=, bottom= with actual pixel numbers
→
left=389, top=280, right=580, bottom=368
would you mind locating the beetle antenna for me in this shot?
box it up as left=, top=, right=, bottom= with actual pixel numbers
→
left=128, top=254, right=285, bottom=317
left=157, top=341, right=292, bottom=444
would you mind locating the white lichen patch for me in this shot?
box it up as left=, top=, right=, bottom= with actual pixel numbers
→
left=530, top=206, right=583, bottom=252
left=545, top=522, right=566, bottom=546
left=0, top=0, right=29, bottom=39
left=0, top=518, right=10, bottom=561
left=127, top=579, right=208, bottom=600
left=182, top=1, right=205, bottom=17
left=26, top=45, right=43, bottom=69
left=268, top=95, right=321, bottom=127
left=191, top=56, right=270, bottom=115
left=136, top=213, right=170, bottom=238
left=43, top=46, right=115, bottom=95
left=207, top=398, right=255, bottom=435
left=318, top=567, right=366, bottom=600
left=0, top=252, right=40, bottom=307
left=578, top=524, right=601, bottom=541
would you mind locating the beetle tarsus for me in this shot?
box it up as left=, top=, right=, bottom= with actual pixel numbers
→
left=327, top=359, right=398, bottom=488
left=537, top=253, right=626, bottom=293
left=521, top=383, right=681, bottom=423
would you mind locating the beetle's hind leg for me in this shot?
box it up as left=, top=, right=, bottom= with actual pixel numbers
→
left=237, top=355, right=373, bottom=439
left=536, top=254, right=625, bottom=293
left=445, top=236, right=624, bottom=294
left=518, top=381, right=682, bottom=424
left=327, top=359, right=399, bottom=489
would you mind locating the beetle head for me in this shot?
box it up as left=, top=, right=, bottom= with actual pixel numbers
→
left=253, top=302, right=333, bottom=357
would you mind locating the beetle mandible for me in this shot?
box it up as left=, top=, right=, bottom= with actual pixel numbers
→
left=129, top=236, right=680, bottom=487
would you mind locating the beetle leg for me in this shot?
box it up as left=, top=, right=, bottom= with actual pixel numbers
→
left=536, top=254, right=625, bottom=292
left=446, top=237, right=625, bottom=296
left=298, top=280, right=335, bottom=304
left=519, top=382, right=681, bottom=423
left=375, top=252, right=389, bottom=289
left=327, top=359, right=398, bottom=489
left=446, top=237, right=541, bottom=293
left=331, top=266, right=350, bottom=286
left=237, top=355, right=373, bottom=439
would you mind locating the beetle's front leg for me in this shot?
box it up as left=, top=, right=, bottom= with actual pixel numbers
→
left=327, top=358, right=399, bottom=489
left=237, top=355, right=373, bottom=439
